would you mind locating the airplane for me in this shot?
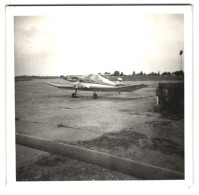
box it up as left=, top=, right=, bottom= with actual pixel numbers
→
left=45, top=74, right=147, bottom=99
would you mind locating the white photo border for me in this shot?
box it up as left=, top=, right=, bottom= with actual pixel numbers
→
left=4, top=3, right=193, bottom=194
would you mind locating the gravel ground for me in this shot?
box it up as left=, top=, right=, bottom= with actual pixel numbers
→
left=16, top=153, right=137, bottom=181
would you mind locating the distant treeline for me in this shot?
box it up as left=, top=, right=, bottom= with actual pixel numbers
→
left=108, top=75, right=184, bottom=81
left=15, top=75, right=59, bottom=82
left=101, top=70, right=184, bottom=81
left=15, top=71, right=184, bottom=82
left=110, top=70, right=184, bottom=77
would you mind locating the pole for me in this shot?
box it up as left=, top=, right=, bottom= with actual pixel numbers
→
left=179, top=50, right=183, bottom=71
left=181, top=54, right=182, bottom=71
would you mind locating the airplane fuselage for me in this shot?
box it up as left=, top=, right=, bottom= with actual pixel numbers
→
left=73, top=82, right=117, bottom=90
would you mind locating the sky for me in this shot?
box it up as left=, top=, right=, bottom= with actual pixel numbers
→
left=14, top=7, right=184, bottom=76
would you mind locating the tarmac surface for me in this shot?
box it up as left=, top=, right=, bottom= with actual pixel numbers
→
left=15, top=79, right=184, bottom=180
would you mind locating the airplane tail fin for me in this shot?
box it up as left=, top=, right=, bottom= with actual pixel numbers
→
left=117, top=77, right=122, bottom=82
left=116, top=77, right=125, bottom=86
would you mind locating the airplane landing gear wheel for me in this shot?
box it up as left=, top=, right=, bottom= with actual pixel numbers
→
left=72, top=93, right=77, bottom=98
left=72, top=89, right=78, bottom=98
left=93, top=93, right=97, bottom=99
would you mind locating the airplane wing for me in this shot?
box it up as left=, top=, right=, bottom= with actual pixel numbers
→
left=45, top=81, right=147, bottom=99
left=45, top=82, right=75, bottom=90
left=45, top=82, right=147, bottom=92
left=114, top=84, right=147, bottom=92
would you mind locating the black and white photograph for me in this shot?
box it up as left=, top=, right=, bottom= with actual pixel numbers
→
left=5, top=4, right=193, bottom=186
